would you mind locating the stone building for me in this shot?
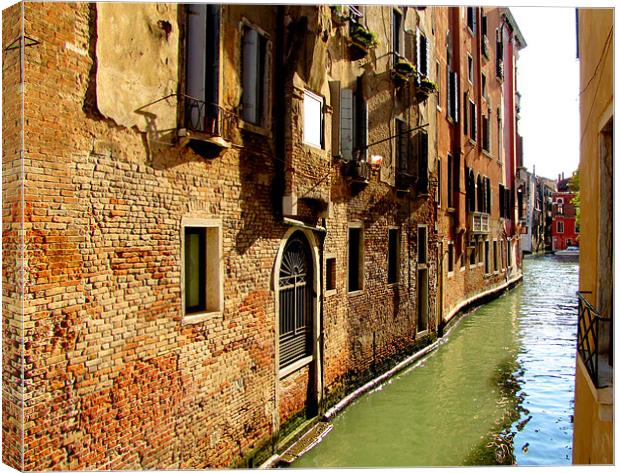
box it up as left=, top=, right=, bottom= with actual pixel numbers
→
left=573, top=7, right=613, bottom=465
left=551, top=173, right=579, bottom=251
left=2, top=4, right=523, bottom=469
left=434, top=6, right=525, bottom=325
left=516, top=166, right=555, bottom=255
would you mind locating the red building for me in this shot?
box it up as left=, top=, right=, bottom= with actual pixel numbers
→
left=552, top=174, right=579, bottom=250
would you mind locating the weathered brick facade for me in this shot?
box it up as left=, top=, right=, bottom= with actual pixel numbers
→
left=2, top=4, right=523, bottom=470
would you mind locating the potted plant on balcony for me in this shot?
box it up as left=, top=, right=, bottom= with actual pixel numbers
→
left=348, top=22, right=378, bottom=60
left=391, top=57, right=417, bottom=85
left=331, top=5, right=349, bottom=26
left=416, top=77, right=438, bottom=102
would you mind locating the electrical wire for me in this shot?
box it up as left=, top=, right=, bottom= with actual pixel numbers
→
left=578, top=25, right=613, bottom=97
left=579, top=26, right=613, bottom=146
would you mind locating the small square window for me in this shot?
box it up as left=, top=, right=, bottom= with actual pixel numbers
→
left=303, top=89, right=324, bottom=148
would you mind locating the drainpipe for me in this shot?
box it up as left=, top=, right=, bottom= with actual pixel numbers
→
left=272, top=6, right=286, bottom=219
left=318, top=218, right=326, bottom=415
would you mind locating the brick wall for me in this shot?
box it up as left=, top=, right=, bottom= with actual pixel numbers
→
left=2, top=3, right=25, bottom=470
left=4, top=3, right=521, bottom=469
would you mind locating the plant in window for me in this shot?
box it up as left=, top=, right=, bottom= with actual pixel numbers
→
left=331, top=5, right=349, bottom=25
left=416, top=77, right=438, bottom=101
left=391, top=57, right=417, bottom=84
left=348, top=22, right=378, bottom=59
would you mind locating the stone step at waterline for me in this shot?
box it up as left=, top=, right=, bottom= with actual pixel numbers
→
left=278, top=421, right=333, bottom=465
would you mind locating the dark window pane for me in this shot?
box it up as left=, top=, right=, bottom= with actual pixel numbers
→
left=185, top=227, right=206, bottom=313
left=388, top=229, right=399, bottom=284
left=349, top=228, right=362, bottom=291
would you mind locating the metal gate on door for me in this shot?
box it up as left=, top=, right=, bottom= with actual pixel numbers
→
left=279, top=232, right=313, bottom=369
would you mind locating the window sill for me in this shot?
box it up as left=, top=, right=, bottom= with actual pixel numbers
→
left=447, top=207, right=456, bottom=213
left=325, top=288, right=337, bottom=297
left=416, top=328, right=429, bottom=337
left=469, top=264, right=477, bottom=270
left=239, top=120, right=272, bottom=138
left=183, top=310, right=222, bottom=325
left=279, top=355, right=313, bottom=379
left=460, top=266, right=466, bottom=272
left=348, top=289, right=364, bottom=297
left=447, top=271, right=454, bottom=278
left=303, top=142, right=325, bottom=153
left=482, top=149, right=492, bottom=158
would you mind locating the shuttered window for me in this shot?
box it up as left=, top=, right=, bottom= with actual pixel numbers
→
left=396, top=118, right=409, bottom=176
left=241, top=25, right=268, bottom=125
left=416, top=131, right=429, bottom=193
left=448, top=71, right=459, bottom=122
left=353, top=77, right=368, bottom=161
left=392, top=9, right=402, bottom=56
left=340, top=88, right=354, bottom=159
left=185, top=4, right=220, bottom=132
left=485, top=176, right=491, bottom=213
left=447, top=154, right=454, bottom=208
left=499, top=184, right=505, bottom=218
left=469, top=99, right=477, bottom=142
left=330, top=80, right=366, bottom=161
left=467, top=7, right=476, bottom=33
left=482, top=114, right=491, bottom=152
left=416, top=29, right=430, bottom=77
left=437, top=158, right=442, bottom=206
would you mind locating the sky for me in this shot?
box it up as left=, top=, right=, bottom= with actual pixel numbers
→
left=509, top=6, right=580, bottom=181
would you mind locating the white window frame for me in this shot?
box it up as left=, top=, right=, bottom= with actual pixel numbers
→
left=181, top=217, right=224, bottom=324
left=303, top=89, right=324, bottom=149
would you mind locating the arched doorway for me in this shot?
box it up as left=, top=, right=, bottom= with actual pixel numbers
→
left=278, top=231, right=314, bottom=370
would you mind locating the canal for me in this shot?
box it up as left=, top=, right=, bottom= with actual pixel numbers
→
left=291, top=255, right=579, bottom=467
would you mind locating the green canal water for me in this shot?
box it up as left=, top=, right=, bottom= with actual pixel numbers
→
left=292, top=255, right=579, bottom=467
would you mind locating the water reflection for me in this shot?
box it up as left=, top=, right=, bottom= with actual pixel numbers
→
left=291, top=255, right=578, bottom=467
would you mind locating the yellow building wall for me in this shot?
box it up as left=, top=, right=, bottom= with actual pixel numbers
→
left=572, top=7, right=614, bottom=465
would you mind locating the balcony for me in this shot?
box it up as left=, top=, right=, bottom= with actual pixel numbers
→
left=471, top=211, right=490, bottom=233
left=178, top=95, right=234, bottom=149
left=577, top=291, right=612, bottom=389
left=346, top=160, right=370, bottom=185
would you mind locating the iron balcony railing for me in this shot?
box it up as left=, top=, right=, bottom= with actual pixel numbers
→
left=576, top=291, right=612, bottom=389
left=182, top=94, right=236, bottom=141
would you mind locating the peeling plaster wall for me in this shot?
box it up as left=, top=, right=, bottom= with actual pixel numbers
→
left=96, top=3, right=179, bottom=132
